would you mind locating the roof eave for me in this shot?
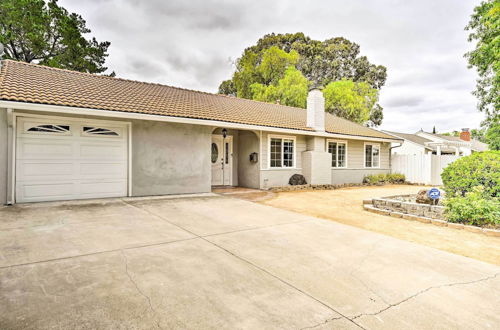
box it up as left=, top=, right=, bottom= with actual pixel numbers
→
left=0, top=100, right=401, bottom=143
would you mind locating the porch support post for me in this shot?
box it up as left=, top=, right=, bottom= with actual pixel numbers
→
left=436, top=145, right=441, bottom=156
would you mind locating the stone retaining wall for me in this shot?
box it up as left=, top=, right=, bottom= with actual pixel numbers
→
left=363, top=204, right=500, bottom=237
left=372, top=198, right=445, bottom=220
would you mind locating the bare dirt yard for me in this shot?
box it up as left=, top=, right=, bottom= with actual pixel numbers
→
left=223, top=185, right=500, bottom=266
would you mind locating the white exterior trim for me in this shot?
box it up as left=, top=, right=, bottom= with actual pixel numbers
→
left=6, top=108, right=15, bottom=204
left=267, top=134, right=297, bottom=169
left=259, top=130, right=264, bottom=171
left=364, top=142, right=381, bottom=169
left=0, top=101, right=402, bottom=143
left=11, top=111, right=132, bottom=203
left=128, top=123, right=132, bottom=197
left=326, top=139, right=348, bottom=168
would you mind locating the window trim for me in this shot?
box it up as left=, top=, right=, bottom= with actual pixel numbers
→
left=268, top=134, right=297, bottom=169
left=82, top=126, right=121, bottom=137
left=326, top=139, right=348, bottom=168
left=364, top=142, right=381, bottom=168
left=24, top=123, right=72, bottom=136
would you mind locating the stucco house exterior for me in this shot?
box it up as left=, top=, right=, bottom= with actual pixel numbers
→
left=0, top=60, right=401, bottom=204
left=384, top=129, right=488, bottom=156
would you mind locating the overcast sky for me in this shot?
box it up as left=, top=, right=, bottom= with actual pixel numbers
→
left=60, top=0, right=484, bottom=133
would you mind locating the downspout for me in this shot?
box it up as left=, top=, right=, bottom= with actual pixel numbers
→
left=389, top=142, right=403, bottom=172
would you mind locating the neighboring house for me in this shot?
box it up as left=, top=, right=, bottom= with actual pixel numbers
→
left=384, top=129, right=488, bottom=156
left=0, top=60, right=401, bottom=204
left=383, top=129, right=488, bottom=185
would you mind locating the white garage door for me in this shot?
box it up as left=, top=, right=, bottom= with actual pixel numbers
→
left=16, top=116, right=129, bottom=203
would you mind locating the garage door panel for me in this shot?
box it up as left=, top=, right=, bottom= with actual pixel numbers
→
left=18, top=161, right=75, bottom=177
left=80, top=163, right=127, bottom=177
left=80, top=180, right=127, bottom=196
left=16, top=117, right=129, bottom=203
left=80, top=144, right=126, bottom=160
left=18, top=182, right=76, bottom=201
left=18, top=141, right=74, bottom=159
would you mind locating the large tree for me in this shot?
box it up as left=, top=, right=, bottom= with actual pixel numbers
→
left=219, top=33, right=387, bottom=126
left=323, top=79, right=381, bottom=125
left=485, top=121, right=500, bottom=150
left=465, top=0, right=499, bottom=124
left=0, top=0, right=112, bottom=74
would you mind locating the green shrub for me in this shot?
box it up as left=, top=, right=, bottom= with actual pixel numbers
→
left=387, top=173, right=405, bottom=183
left=441, top=151, right=500, bottom=198
left=363, top=173, right=406, bottom=184
left=444, top=187, right=500, bottom=227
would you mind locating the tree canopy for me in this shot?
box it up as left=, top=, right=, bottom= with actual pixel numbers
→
left=323, top=79, right=380, bottom=125
left=0, top=0, right=112, bottom=74
left=485, top=122, right=500, bottom=150
left=219, top=33, right=387, bottom=126
left=465, top=0, right=499, bottom=124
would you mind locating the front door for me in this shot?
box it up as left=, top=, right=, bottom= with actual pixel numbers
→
left=211, top=135, right=232, bottom=186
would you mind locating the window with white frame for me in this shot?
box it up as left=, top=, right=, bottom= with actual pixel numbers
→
left=365, top=143, right=380, bottom=168
left=270, top=137, right=294, bottom=168
left=328, top=141, right=347, bottom=168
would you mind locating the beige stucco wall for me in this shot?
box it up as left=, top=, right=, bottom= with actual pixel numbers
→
left=237, top=130, right=260, bottom=188
left=8, top=110, right=213, bottom=198
left=2, top=108, right=394, bottom=198
left=132, top=120, right=212, bottom=196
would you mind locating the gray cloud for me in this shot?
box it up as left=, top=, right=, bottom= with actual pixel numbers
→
left=384, top=95, right=423, bottom=108
left=59, top=0, right=484, bottom=132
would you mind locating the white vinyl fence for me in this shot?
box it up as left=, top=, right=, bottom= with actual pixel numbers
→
left=392, top=154, right=459, bottom=185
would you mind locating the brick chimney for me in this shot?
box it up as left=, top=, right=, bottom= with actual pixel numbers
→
left=306, top=88, right=325, bottom=132
left=459, top=128, right=471, bottom=141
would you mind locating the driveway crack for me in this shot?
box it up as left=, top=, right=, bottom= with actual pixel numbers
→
left=351, top=272, right=500, bottom=320
left=124, top=202, right=367, bottom=329
left=348, top=239, right=391, bottom=306
left=299, top=315, right=344, bottom=330
left=121, top=250, right=163, bottom=329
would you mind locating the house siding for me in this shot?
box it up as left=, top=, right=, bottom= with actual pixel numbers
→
left=260, top=132, right=306, bottom=187
left=259, top=133, right=392, bottom=188
left=330, top=139, right=390, bottom=184
left=261, top=132, right=306, bottom=170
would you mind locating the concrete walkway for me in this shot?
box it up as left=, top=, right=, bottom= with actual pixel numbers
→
left=0, top=194, right=499, bottom=329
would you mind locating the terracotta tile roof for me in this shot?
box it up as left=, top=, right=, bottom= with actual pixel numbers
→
left=0, top=60, right=397, bottom=140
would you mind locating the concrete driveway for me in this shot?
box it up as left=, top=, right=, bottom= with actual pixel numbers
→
left=0, top=194, right=499, bottom=329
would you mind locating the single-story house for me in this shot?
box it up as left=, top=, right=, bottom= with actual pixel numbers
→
left=0, top=60, right=401, bottom=204
left=384, top=129, right=488, bottom=156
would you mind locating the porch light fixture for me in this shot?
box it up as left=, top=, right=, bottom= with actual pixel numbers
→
left=222, top=128, right=227, bottom=138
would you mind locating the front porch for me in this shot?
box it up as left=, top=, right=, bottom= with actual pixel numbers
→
left=211, top=128, right=261, bottom=189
